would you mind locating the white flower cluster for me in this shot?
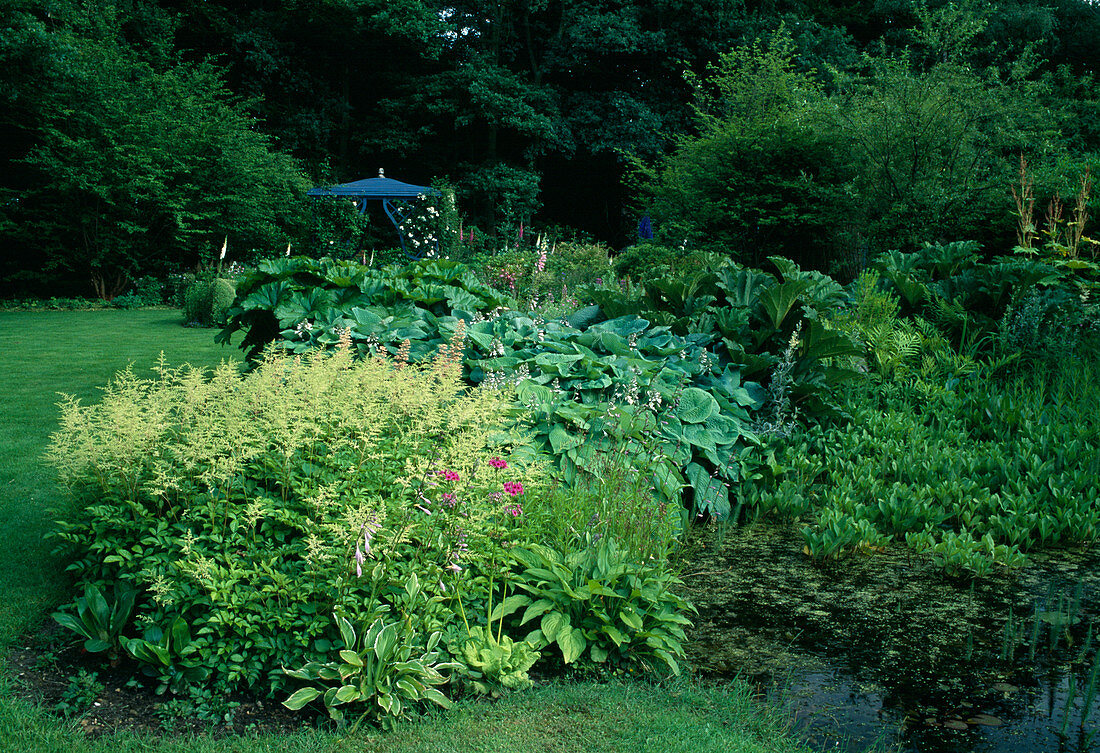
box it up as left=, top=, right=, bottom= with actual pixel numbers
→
left=699, top=350, right=714, bottom=373
left=482, top=362, right=531, bottom=391
left=609, top=375, right=641, bottom=409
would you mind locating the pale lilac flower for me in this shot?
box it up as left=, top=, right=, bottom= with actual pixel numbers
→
left=355, top=519, right=379, bottom=577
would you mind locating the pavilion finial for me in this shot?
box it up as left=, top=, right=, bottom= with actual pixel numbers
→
left=378, top=168, right=385, bottom=179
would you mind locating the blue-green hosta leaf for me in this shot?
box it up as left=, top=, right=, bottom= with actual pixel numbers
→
left=464, top=321, right=496, bottom=350
left=515, top=380, right=554, bottom=405
left=552, top=402, right=590, bottom=426
left=549, top=424, right=584, bottom=453
left=676, top=387, right=719, bottom=424
left=683, top=423, right=717, bottom=451
left=705, top=413, right=742, bottom=445
left=534, top=352, right=584, bottom=376
left=349, top=306, right=388, bottom=329
left=591, top=316, right=651, bottom=337
left=579, top=375, right=613, bottom=390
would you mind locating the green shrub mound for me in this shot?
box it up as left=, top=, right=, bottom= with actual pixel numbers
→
left=183, top=277, right=236, bottom=326
left=47, top=340, right=692, bottom=720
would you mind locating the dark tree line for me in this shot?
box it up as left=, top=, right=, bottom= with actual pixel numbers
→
left=1, top=0, right=1098, bottom=295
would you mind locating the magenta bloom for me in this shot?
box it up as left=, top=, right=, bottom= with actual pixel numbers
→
left=489, top=457, right=508, bottom=469
left=503, top=481, right=524, bottom=497
left=504, top=503, right=523, bottom=517
left=440, top=469, right=460, bottom=482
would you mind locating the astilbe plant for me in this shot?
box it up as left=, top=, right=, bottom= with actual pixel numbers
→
left=47, top=332, right=547, bottom=700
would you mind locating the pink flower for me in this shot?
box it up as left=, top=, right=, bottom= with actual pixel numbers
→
left=489, top=457, right=508, bottom=469
left=440, top=470, right=460, bottom=482
left=503, top=481, right=524, bottom=497
left=442, top=492, right=457, bottom=507
left=504, top=503, right=523, bottom=517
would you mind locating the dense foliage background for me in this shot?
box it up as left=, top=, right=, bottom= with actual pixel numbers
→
left=2, top=0, right=1099, bottom=295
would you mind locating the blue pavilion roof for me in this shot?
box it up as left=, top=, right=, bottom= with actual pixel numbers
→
left=306, top=169, right=437, bottom=199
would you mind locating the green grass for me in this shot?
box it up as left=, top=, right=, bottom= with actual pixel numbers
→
left=0, top=309, right=818, bottom=753
left=0, top=310, right=242, bottom=645
left=1, top=676, right=811, bottom=753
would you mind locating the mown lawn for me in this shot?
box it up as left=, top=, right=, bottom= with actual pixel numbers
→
left=0, top=309, right=819, bottom=753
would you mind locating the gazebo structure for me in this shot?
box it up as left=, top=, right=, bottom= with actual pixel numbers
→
left=307, top=169, right=440, bottom=258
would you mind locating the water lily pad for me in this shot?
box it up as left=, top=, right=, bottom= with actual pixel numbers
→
left=966, top=714, right=1002, bottom=727
left=1038, top=610, right=1078, bottom=626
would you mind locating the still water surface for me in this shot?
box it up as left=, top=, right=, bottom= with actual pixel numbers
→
left=683, top=524, right=1100, bottom=752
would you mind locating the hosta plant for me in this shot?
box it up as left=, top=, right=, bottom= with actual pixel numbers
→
left=283, top=607, right=458, bottom=730
left=511, top=537, right=694, bottom=675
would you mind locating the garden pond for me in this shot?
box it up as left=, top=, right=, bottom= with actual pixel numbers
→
left=682, top=523, right=1100, bottom=753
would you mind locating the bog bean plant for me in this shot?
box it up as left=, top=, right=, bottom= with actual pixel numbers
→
left=47, top=234, right=1100, bottom=724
